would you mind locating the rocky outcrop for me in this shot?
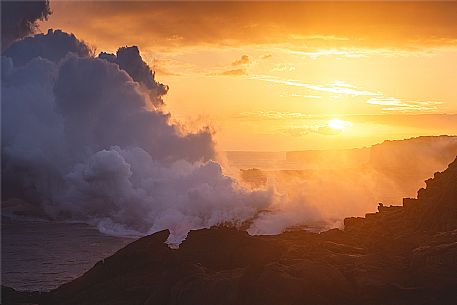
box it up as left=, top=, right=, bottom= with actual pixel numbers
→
left=345, top=155, right=457, bottom=235
left=3, top=157, right=457, bottom=305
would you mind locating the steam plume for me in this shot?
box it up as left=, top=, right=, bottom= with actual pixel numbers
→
left=1, top=30, right=271, bottom=245
left=99, top=47, right=168, bottom=107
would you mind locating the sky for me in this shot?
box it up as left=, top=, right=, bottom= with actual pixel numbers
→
left=39, top=1, right=457, bottom=151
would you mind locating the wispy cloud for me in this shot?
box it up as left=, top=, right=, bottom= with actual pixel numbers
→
left=287, top=47, right=430, bottom=59
left=283, top=119, right=352, bottom=137
left=251, top=75, right=380, bottom=96
left=269, top=64, right=296, bottom=72
left=251, top=76, right=445, bottom=113
left=367, top=97, right=442, bottom=112
left=217, top=68, right=247, bottom=76
left=207, top=55, right=251, bottom=76
left=238, top=111, right=312, bottom=120
left=282, top=94, right=321, bottom=99
left=289, top=49, right=368, bottom=59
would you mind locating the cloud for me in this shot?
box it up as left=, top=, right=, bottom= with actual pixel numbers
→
left=3, top=29, right=90, bottom=66
left=252, top=76, right=380, bottom=96
left=217, top=68, right=247, bottom=76
left=283, top=125, right=345, bottom=137
left=1, top=30, right=274, bottom=245
left=99, top=46, right=168, bottom=107
left=1, top=0, right=51, bottom=50
left=42, top=2, right=457, bottom=51
left=269, top=65, right=296, bottom=72
left=232, top=54, right=250, bottom=66
left=289, top=49, right=368, bottom=59
left=250, top=77, right=445, bottom=113
left=367, top=97, right=442, bottom=112
left=238, top=111, right=312, bottom=120
left=207, top=55, right=251, bottom=76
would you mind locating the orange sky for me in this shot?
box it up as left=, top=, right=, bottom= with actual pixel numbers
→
left=40, top=1, right=457, bottom=151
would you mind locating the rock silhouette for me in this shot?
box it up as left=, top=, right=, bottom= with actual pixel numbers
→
left=3, top=157, right=457, bottom=305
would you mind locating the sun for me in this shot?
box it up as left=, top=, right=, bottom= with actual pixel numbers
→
left=328, top=118, right=352, bottom=131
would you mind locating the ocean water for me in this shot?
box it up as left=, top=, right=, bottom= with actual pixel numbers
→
left=1, top=219, right=134, bottom=291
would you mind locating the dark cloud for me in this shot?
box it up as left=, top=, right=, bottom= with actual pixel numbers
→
left=232, top=55, right=250, bottom=66
left=1, top=0, right=51, bottom=50
left=3, top=29, right=91, bottom=66
left=53, top=55, right=213, bottom=162
left=99, top=46, right=168, bottom=107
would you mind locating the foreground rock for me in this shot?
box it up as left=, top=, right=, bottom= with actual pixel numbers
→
left=3, top=157, right=457, bottom=305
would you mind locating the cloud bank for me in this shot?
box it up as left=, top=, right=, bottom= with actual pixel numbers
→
left=43, top=2, right=457, bottom=51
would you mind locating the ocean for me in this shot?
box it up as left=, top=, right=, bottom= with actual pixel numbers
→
left=1, top=218, right=134, bottom=291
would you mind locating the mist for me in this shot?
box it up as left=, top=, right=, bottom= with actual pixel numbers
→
left=236, top=136, right=457, bottom=235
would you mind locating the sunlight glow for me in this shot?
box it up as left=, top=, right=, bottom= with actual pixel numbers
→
left=328, top=118, right=352, bottom=131
left=41, top=1, right=457, bottom=151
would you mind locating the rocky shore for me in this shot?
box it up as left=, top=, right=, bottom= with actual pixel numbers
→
left=3, top=157, right=457, bottom=305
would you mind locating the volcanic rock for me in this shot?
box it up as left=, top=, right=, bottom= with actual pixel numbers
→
left=3, top=157, right=457, bottom=305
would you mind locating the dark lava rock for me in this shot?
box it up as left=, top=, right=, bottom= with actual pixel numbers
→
left=3, top=157, right=457, bottom=305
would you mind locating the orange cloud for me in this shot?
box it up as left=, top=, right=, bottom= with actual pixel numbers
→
left=43, top=2, right=457, bottom=52
left=232, top=55, right=250, bottom=66
left=367, top=97, right=443, bottom=112
left=219, top=68, right=247, bottom=76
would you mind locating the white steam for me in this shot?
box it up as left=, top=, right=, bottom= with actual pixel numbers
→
left=1, top=29, right=272, bottom=245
